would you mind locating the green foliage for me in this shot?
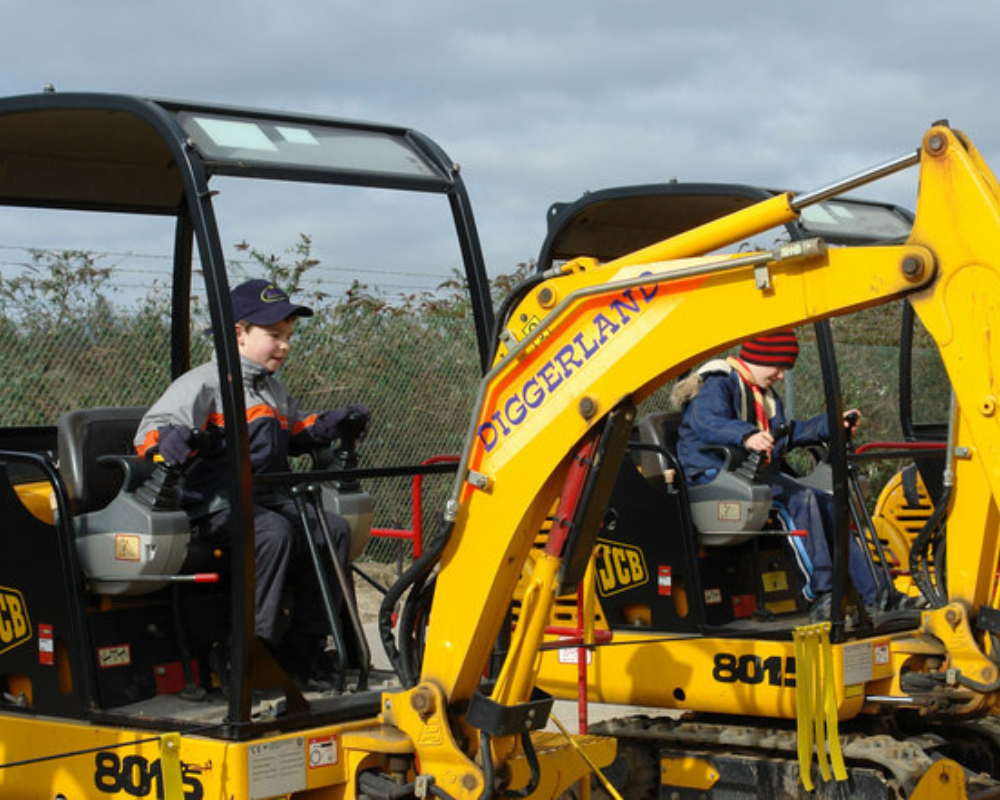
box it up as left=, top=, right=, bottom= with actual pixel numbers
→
left=233, top=234, right=323, bottom=303
left=487, top=261, right=536, bottom=306
left=0, top=242, right=490, bottom=550
left=0, top=243, right=954, bottom=556
left=0, top=248, right=114, bottom=325
left=0, top=250, right=177, bottom=420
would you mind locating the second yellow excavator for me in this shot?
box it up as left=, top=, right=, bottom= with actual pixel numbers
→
left=482, top=123, right=1000, bottom=799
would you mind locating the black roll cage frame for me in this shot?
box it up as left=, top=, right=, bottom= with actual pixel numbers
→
left=0, top=91, right=495, bottom=735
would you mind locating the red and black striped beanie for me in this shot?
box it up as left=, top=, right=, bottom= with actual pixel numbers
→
left=739, top=330, right=799, bottom=368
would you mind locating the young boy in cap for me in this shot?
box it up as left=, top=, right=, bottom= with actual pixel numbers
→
left=135, top=278, right=370, bottom=690
left=672, top=329, right=879, bottom=618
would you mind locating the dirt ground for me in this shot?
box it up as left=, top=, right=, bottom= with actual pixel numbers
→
left=353, top=561, right=403, bottom=624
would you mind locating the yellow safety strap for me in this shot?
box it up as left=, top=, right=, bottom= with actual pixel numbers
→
left=159, top=733, right=184, bottom=800
left=793, top=623, right=847, bottom=791
left=793, top=627, right=815, bottom=791
left=820, top=626, right=848, bottom=781
left=811, top=628, right=830, bottom=783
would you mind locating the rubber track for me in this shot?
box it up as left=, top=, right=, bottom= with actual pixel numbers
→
left=590, top=714, right=1000, bottom=799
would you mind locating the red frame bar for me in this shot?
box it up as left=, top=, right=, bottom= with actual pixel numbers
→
left=854, top=440, right=946, bottom=455
left=369, top=454, right=460, bottom=559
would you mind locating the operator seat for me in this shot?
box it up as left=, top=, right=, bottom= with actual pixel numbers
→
left=56, top=406, right=192, bottom=595
left=57, top=406, right=150, bottom=514
left=635, top=411, right=773, bottom=546
left=56, top=407, right=373, bottom=593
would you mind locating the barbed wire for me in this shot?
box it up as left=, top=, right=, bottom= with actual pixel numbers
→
left=0, top=244, right=464, bottom=295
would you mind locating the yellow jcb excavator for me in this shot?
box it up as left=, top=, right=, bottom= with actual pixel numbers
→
left=486, top=123, right=1000, bottom=799
left=0, top=91, right=996, bottom=800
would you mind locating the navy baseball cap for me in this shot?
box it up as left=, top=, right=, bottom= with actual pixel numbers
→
left=230, top=279, right=313, bottom=326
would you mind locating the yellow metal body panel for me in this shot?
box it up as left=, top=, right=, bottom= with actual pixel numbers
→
left=489, top=126, right=1000, bottom=733
left=660, top=754, right=720, bottom=790
left=871, top=468, right=934, bottom=598
left=0, top=710, right=609, bottom=800
left=907, top=130, right=1000, bottom=612
left=910, top=759, right=968, bottom=800
left=0, top=715, right=351, bottom=799
left=534, top=629, right=902, bottom=720
left=13, top=481, right=54, bottom=524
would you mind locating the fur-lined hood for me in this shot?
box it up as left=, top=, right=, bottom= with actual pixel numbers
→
left=669, top=357, right=732, bottom=408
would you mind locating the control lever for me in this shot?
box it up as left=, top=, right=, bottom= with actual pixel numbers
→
left=139, top=427, right=218, bottom=510
left=312, top=410, right=368, bottom=488
left=332, top=411, right=367, bottom=471
left=736, top=422, right=789, bottom=482
left=844, top=410, right=860, bottom=444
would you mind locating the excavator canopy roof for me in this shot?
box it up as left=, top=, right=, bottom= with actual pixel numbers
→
left=0, top=92, right=456, bottom=214
left=538, top=182, right=915, bottom=269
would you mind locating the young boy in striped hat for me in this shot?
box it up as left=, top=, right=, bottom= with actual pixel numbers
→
left=672, top=329, right=879, bottom=618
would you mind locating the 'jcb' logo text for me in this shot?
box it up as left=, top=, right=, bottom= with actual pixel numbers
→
left=595, top=540, right=648, bottom=597
left=0, top=587, right=31, bottom=655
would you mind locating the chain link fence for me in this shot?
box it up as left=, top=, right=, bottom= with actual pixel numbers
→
left=0, top=251, right=488, bottom=568
left=0, top=248, right=951, bottom=568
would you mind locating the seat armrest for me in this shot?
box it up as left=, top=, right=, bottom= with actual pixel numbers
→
left=96, top=454, right=156, bottom=494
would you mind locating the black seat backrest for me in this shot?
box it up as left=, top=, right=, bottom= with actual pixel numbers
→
left=57, top=407, right=148, bottom=514
left=634, top=411, right=683, bottom=479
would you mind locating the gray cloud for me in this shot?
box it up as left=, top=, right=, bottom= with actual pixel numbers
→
left=2, top=0, right=999, bottom=288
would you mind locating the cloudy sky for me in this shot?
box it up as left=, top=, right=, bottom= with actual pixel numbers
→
left=2, top=1, right=999, bottom=297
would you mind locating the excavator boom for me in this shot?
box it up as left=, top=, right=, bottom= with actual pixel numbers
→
left=406, top=124, right=1000, bottom=799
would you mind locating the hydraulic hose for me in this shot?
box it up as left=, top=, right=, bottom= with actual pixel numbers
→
left=397, top=573, right=436, bottom=681
left=908, top=483, right=950, bottom=608
left=396, top=568, right=433, bottom=684
left=378, top=517, right=452, bottom=687
left=910, top=392, right=957, bottom=609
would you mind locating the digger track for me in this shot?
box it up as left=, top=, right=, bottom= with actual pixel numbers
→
left=586, top=714, right=1000, bottom=800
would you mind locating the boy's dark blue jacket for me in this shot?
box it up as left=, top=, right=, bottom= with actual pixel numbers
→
left=675, top=361, right=829, bottom=485
left=134, top=356, right=336, bottom=515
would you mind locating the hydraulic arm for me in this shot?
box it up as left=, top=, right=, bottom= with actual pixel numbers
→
left=401, top=125, right=1000, bottom=793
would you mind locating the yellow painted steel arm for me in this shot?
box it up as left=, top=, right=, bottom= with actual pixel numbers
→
left=907, top=128, right=1000, bottom=611
left=424, top=236, right=930, bottom=706
left=402, top=124, right=1000, bottom=790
